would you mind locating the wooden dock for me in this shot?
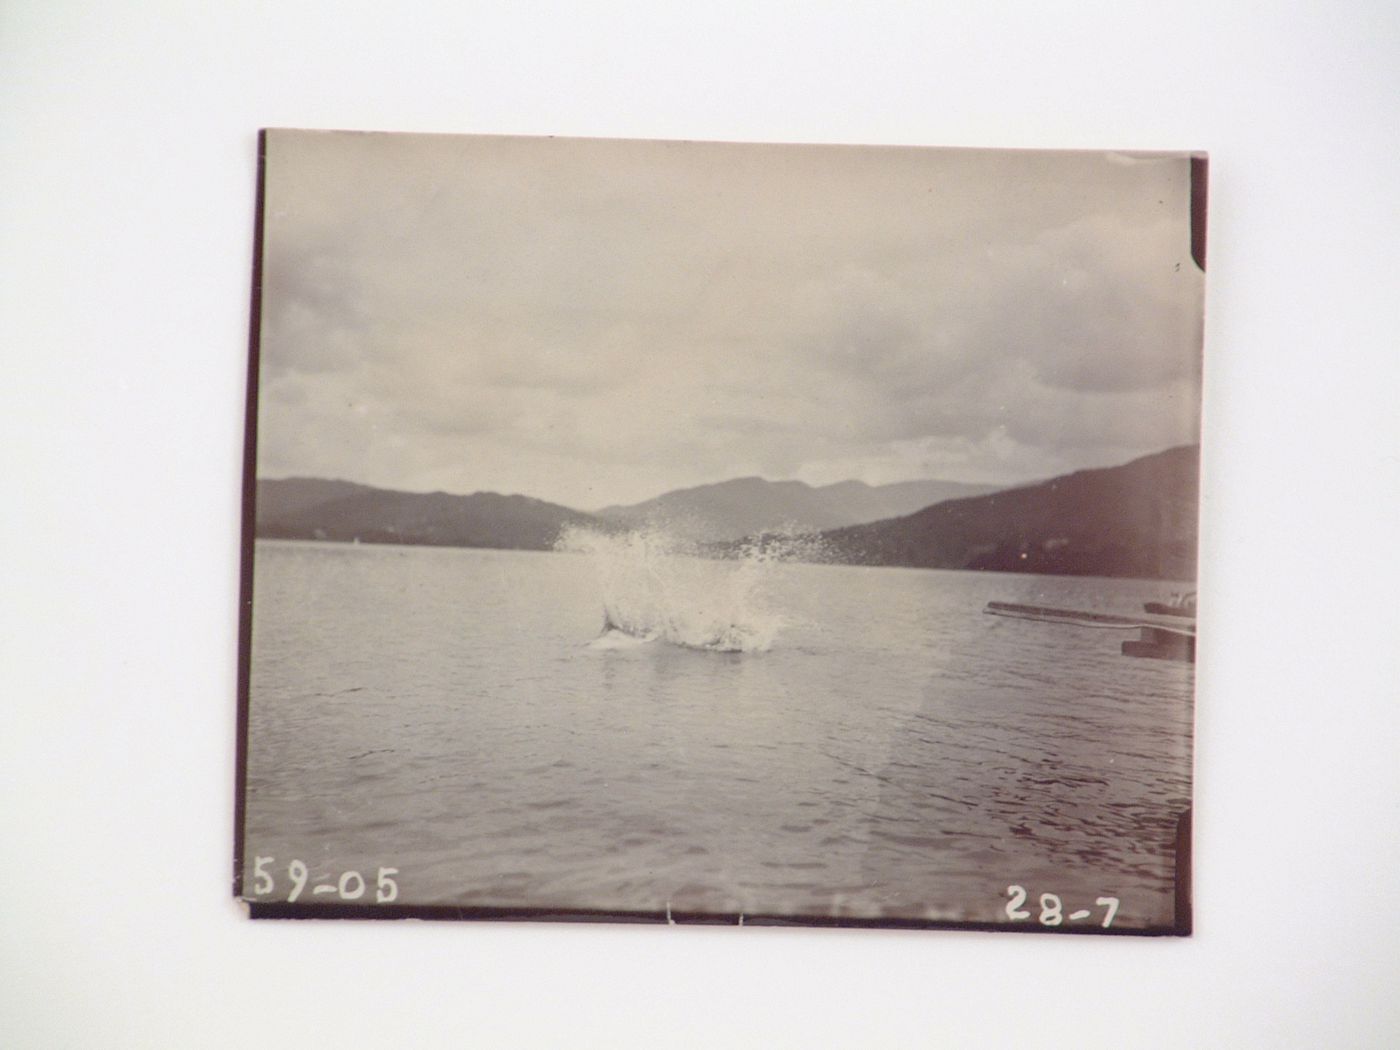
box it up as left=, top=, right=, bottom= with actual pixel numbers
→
left=984, top=601, right=1196, bottom=663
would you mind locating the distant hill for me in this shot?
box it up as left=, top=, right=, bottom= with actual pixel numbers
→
left=254, top=477, right=609, bottom=550
left=254, top=477, right=380, bottom=525
left=814, top=445, right=1200, bottom=580
left=596, top=476, right=999, bottom=543
left=254, top=449, right=1198, bottom=577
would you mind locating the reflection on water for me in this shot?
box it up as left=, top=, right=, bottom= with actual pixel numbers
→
left=242, top=540, right=1193, bottom=930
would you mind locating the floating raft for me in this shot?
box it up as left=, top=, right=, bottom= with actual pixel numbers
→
left=984, top=601, right=1196, bottom=663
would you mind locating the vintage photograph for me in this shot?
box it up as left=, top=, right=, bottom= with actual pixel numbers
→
left=237, top=130, right=1203, bottom=933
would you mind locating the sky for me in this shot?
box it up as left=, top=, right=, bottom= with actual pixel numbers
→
left=255, top=131, right=1204, bottom=510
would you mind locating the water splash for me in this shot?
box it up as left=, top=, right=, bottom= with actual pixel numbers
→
left=557, top=525, right=822, bottom=653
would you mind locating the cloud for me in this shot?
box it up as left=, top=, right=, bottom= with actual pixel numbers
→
left=253, top=133, right=1203, bottom=506
left=990, top=213, right=1203, bottom=394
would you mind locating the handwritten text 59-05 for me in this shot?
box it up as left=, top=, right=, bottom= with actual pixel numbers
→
left=252, top=857, right=399, bottom=904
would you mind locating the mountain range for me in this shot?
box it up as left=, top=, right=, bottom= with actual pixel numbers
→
left=253, top=445, right=1199, bottom=580
left=254, top=474, right=998, bottom=551
left=594, top=476, right=999, bottom=543
left=814, top=445, right=1199, bottom=580
left=255, top=479, right=608, bottom=550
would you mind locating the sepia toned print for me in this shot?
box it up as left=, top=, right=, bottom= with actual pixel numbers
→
left=237, top=130, right=1204, bottom=933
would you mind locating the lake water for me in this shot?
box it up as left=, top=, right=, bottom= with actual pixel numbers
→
left=241, top=538, right=1193, bottom=931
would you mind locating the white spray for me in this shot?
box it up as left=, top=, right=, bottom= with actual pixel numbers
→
left=556, top=525, right=824, bottom=653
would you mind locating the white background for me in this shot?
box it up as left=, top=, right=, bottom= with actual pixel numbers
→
left=3, top=2, right=1398, bottom=1047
